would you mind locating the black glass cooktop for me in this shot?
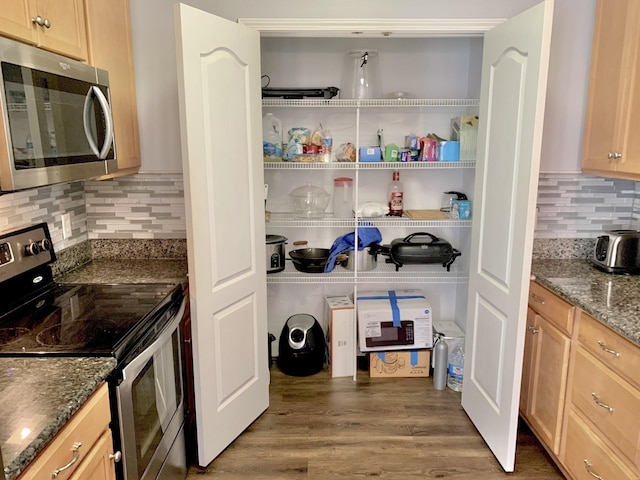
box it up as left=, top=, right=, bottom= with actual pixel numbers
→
left=0, top=282, right=182, bottom=358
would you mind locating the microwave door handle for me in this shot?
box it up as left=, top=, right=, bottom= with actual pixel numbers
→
left=83, top=86, right=114, bottom=159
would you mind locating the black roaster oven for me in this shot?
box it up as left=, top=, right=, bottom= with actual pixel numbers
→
left=277, top=314, right=325, bottom=376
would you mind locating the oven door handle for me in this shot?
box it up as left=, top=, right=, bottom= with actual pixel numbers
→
left=120, top=297, right=186, bottom=381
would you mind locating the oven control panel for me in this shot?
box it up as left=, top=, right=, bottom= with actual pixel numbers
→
left=0, top=223, right=55, bottom=283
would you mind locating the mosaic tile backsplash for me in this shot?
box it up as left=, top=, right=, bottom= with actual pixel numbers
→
left=0, top=172, right=639, bottom=257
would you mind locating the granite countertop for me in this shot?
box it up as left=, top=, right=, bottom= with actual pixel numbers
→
left=531, top=258, right=640, bottom=346
left=56, top=258, right=188, bottom=285
left=1, top=258, right=188, bottom=480
left=0, top=357, right=117, bottom=480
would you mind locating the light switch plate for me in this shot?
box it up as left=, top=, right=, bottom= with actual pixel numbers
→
left=62, top=213, right=72, bottom=239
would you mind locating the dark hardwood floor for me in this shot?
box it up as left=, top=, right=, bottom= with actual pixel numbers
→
left=187, top=367, right=565, bottom=479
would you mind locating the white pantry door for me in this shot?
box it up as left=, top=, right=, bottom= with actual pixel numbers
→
left=462, top=0, right=554, bottom=472
left=174, top=4, right=269, bottom=467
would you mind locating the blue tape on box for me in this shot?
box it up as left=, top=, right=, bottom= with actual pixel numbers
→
left=357, top=290, right=425, bottom=327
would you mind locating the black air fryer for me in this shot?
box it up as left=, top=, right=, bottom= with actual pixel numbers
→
left=277, top=314, right=325, bottom=376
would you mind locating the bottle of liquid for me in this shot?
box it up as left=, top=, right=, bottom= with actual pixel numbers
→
left=433, top=337, right=448, bottom=390
left=262, top=113, right=282, bottom=161
left=447, top=343, right=464, bottom=392
left=388, top=170, right=403, bottom=216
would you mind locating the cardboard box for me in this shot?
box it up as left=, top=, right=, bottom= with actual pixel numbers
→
left=325, top=295, right=355, bottom=377
left=356, top=290, right=433, bottom=352
left=369, top=350, right=431, bottom=378
left=451, top=116, right=478, bottom=161
left=432, top=321, right=465, bottom=367
left=359, top=146, right=381, bottom=162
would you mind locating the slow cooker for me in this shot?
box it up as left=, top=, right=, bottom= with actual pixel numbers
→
left=266, top=234, right=287, bottom=273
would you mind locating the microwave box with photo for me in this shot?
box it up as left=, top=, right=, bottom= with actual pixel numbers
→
left=356, top=290, right=433, bottom=352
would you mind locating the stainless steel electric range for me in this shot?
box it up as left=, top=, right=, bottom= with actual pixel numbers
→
left=0, top=223, right=187, bottom=480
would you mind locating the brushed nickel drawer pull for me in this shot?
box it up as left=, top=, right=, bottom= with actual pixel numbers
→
left=52, top=442, right=82, bottom=478
left=530, top=293, right=545, bottom=305
left=584, top=459, right=605, bottom=479
left=591, top=392, right=614, bottom=413
left=597, top=340, right=620, bottom=357
left=527, top=325, right=539, bottom=334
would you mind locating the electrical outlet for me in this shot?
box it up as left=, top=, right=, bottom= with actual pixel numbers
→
left=62, top=213, right=72, bottom=239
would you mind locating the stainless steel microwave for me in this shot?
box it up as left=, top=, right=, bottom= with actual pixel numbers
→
left=0, top=36, right=116, bottom=192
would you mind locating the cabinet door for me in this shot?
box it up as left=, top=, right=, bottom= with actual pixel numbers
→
left=85, top=0, right=141, bottom=178
left=0, top=0, right=37, bottom=43
left=519, top=307, right=537, bottom=415
left=68, top=430, right=116, bottom=480
left=32, top=0, right=88, bottom=60
left=526, top=313, right=571, bottom=455
left=582, top=0, right=640, bottom=178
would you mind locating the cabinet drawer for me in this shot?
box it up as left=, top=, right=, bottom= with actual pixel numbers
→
left=571, top=346, right=640, bottom=464
left=19, top=383, right=111, bottom=480
left=528, top=282, right=574, bottom=335
left=578, top=311, right=640, bottom=389
left=563, top=409, right=637, bottom=480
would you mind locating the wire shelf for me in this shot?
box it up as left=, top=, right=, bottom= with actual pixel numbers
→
left=266, top=213, right=471, bottom=228
left=266, top=261, right=468, bottom=284
left=262, top=98, right=480, bottom=108
left=264, top=161, right=475, bottom=170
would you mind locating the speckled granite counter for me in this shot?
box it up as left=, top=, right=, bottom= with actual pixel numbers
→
left=0, top=357, right=117, bottom=480
left=0, top=258, right=188, bottom=480
left=531, top=258, right=640, bottom=346
left=56, top=258, right=188, bottom=285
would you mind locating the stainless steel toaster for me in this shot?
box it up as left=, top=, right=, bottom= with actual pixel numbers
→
left=592, top=230, right=640, bottom=274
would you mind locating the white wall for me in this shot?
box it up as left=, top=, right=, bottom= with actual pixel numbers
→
left=129, top=0, right=595, bottom=173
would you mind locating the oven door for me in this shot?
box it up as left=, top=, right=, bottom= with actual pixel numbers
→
left=116, top=298, right=187, bottom=480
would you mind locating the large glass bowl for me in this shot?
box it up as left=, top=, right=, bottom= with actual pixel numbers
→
left=288, top=183, right=330, bottom=218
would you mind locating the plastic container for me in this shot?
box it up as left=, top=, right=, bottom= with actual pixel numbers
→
left=433, top=336, right=448, bottom=390
left=263, top=113, right=283, bottom=161
left=447, top=343, right=464, bottom=392
left=333, top=177, right=353, bottom=218
left=288, top=183, right=330, bottom=218
left=340, top=50, right=381, bottom=99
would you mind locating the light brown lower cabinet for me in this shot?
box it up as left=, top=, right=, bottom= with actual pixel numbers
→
left=18, top=382, right=117, bottom=480
left=523, top=282, right=640, bottom=479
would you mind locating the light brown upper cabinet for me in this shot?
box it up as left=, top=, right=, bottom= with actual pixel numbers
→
left=0, top=0, right=88, bottom=60
left=582, top=0, right=640, bottom=180
left=84, top=0, right=141, bottom=178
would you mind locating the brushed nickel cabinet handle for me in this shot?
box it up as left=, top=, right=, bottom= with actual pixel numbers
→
left=583, top=459, right=605, bottom=479
left=31, top=15, right=44, bottom=26
left=51, top=442, right=82, bottom=478
left=43, top=17, right=51, bottom=28
left=527, top=325, right=539, bottom=334
left=109, top=450, right=122, bottom=462
left=591, top=392, right=614, bottom=413
left=530, top=293, right=545, bottom=305
left=597, top=340, right=620, bottom=357
left=607, top=152, right=622, bottom=160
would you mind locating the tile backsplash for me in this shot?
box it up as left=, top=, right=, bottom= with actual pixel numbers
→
left=0, top=172, right=638, bottom=256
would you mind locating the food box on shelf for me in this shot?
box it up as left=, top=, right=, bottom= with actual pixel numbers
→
left=356, top=289, right=433, bottom=352
left=369, top=350, right=431, bottom=378
left=325, top=295, right=355, bottom=378
left=359, top=146, right=382, bottom=162
left=451, top=115, right=478, bottom=161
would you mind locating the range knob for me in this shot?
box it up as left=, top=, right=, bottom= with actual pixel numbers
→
left=39, top=238, right=52, bottom=252
left=24, top=242, right=40, bottom=256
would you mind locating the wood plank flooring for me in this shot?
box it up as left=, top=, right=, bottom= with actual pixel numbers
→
left=187, top=368, right=565, bottom=479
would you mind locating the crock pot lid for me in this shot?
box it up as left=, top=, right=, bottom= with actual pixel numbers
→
left=266, top=234, right=287, bottom=244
